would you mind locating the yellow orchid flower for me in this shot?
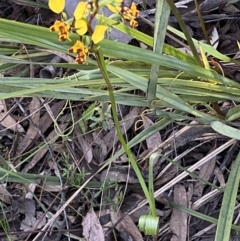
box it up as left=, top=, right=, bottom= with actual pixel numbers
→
left=123, top=2, right=139, bottom=20
left=49, top=20, right=70, bottom=41
left=68, top=40, right=87, bottom=53
left=106, top=2, right=139, bottom=28
left=68, top=40, right=88, bottom=64
left=92, top=25, right=108, bottom=44
left=48, top=0, right=65, bottom=14
left=123, top=2, right=139, bottom=28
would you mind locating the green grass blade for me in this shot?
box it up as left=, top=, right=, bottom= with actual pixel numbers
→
left=214, top=149, right=240, bottom=241
left=166, top=0, right=202, bottom=66
left=168, top=200, right=240, bottom=232
left=0, top=167, right=62, bottom=185
left=211, top=121, right=240, bottom=140
left=148, top=0, right=170, bottom=106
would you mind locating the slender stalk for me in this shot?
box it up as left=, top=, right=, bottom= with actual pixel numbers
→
left=95, top=48, right=156, bottom=214
left=194, top=0, right=210, bottom=45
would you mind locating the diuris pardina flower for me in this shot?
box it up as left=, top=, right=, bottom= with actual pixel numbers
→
left=73, top=2, right=90, bottom=35
left=123, top=2, right=139, bottom=18
left=73, top=1, right=108, bottom=44
left=68, top=40, right=89, bottom=64
left=106, top=1, right=139, bottom=28
left=49, top=20, right=70, bottom=41
left=123, top=3, right=139, bottom=27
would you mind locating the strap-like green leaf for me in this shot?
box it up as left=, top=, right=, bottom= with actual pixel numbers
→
left=214, top=149, right=240, bottom=241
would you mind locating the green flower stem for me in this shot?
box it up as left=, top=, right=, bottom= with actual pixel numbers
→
left=148, top=153, right=160, bottom=217
left=95, top=48, right=156, bottom=214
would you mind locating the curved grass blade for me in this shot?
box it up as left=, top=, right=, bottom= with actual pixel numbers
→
left=168, top=200, right=240, bottom=232
left=211, top=121, right=240, bottom=140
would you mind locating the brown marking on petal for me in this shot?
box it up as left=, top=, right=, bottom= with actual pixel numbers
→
left=130, top=19, right=138, bottom=28
left=75, top=56, right=84, bottom=64
left=133, top=12, right=138, bottom=17
left=59, top=26, right=65, bottom=33
left=59, top=34, right=67, bottom=41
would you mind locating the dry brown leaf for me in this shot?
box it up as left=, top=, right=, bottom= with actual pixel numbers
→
left=0, top=184, right=12, bottom=204
left=110, top=209, right=143, bottom=241
left=142, top=115, right=162, bottom=166
left=92, top=131, right=107, bottom=162
left=102, top=107, right=142, bottom=154
left=92, top=107, right=142, bottom=163
left=38, top=100, right=66, bottom=135
left=0, top=100, right=24, bottom=133
left=15, top=100, right=66, bottom=165
left=100, top=167, right=139, bottom=183
left=193, top=145, right=216, bottom=198
left=187, top=183, right=194, bottom=236
left=155, top=165, right=178, bottom=186
left=82, top=208, right=104, bottom=241
left=170, top=184, right=188, bottom=241
left=25, top=183, right=37, bottom=199
left=222, top=4, right=240, bottom=13
left=162, top=121, right=213, bottom=154
left=18, top=198, right=46, bottom=231
left=143, top=115, right=162, bottom=149
left=214, top=167, right=226, bottom=188
left=21, top=123, right=68, bottom=172
left=187, top=183, right=194, bottom=209
left=75, top=125, right=93, bottom=163
left=16, top=97, right=41, bottom=155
